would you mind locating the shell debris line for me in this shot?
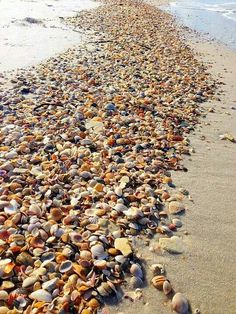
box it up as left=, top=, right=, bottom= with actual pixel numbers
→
left=0, top=0, right=216, bottom=313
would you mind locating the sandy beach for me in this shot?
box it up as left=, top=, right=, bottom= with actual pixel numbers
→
left=0, top=0, right=235, bottom=313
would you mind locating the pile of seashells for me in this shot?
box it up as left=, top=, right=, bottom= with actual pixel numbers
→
left=0, top=0, right=216, bottom=313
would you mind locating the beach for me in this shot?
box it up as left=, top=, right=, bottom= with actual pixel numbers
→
left=0, top=1, right=235, bottom=314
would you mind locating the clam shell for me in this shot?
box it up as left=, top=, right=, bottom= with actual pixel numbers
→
left=130, top=263, right=143, bottom=279
left=29, top=289, right=52, bottom=302
left=0, top=291, right=8, bottom=301
left=163, top=280, right=172, bottom=295
left=41, top=252, right=55, bottom=262
left=151, top=275, right=166, bottom=290
left=114, top=203, right=128, bottom=212
left=59, top=260, right=73, bottom=273
left=150, top=263, right=165, bottom=275
left=171, top=293, right=189, bottom=313
left=91, top=244, right=108, bottom=259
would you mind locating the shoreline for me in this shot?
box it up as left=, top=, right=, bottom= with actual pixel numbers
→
left=0, top=1, right=235, bottom=314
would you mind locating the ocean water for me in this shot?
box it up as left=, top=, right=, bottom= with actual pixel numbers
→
left=164, top=0, right=236, bottom=49
left=0, top=0, right=99, bottom=72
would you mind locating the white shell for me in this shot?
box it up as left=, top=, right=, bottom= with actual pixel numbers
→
left=29, top=289, right=52, bottom=302
left=91, top=244, right=108, bottom=259
left=22, top=276, right=38, bottom=288
left=59, top=260, right=73, bottom=273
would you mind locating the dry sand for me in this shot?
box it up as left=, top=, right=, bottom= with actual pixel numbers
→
left=111, top=5, right=236, bottom=314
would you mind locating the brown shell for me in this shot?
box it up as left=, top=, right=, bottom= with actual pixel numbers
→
left=151, top=275, right=166, bottom=290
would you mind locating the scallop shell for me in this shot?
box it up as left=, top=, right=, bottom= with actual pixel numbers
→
left=151, top=275, right=166, bottom=290
left=130, top=263, right=143, bottom=279
left=91, top=244, right=108, bottom=259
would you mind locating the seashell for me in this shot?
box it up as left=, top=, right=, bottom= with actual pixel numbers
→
left=163, top=280, right=172, bottom=295
left=50, top=208, right=63, bottom=221
left=0, top=307, right=8, bottom=314
left=30, top=237, right=45, bottom=248
left=4, top=262, right=15, bottom=274
left=80, top=250, right=92, bottom=260
left=129, top=276, right=143, bottom=289
left=1, top=281, right=15, bottom=289
left=4, top=200, right=20, bottom=215
left=41, top=252, right=55, bottom=262
left=94, top=260, right=107, bottom=270
left=130, top=263, right=143, bottom=279
left=42, top=278, right=59, bottom=291
left=0, top=291, right=8, bottom=300
left=86, top=223, right=99, bottom=232
left=115, top=255, right=127, bottom=264
left=172, top=218, right=182, bottom=228
left=15, top=295, right=27, bottom=308
left=112, top=230, right=121, bottom=238
left=16, top=252, right=34, bottom=266
left=124, top=207, right=143, bottom=219
left=80, top=171, right=92, bottom=180
left=151, top=275, right=166, bottom=290
left=91, top=244, right=108, bottom=259
left=29, top=289, right=52, bottom=302
left=73, top=264, right=87, bottom=280
left=114, top=203, right=128, bottom=212
left=150, top=264, right=165, bottom=275
left=87, top=298, right=100, bottom=309
left=28, top=204, right=42, bottom=217
left=115, top=186, right=123, bottom=197
left=84, top=208, right=97, bottom=217
left=171, top=293, right=189, bottom=313
left=22, top=276, right=38, bottom=288
left=108, top=248, right=120, bottom=256
left=59, top=260, right=73, bottom=273
left=97, top=282, right=113, bottom=297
